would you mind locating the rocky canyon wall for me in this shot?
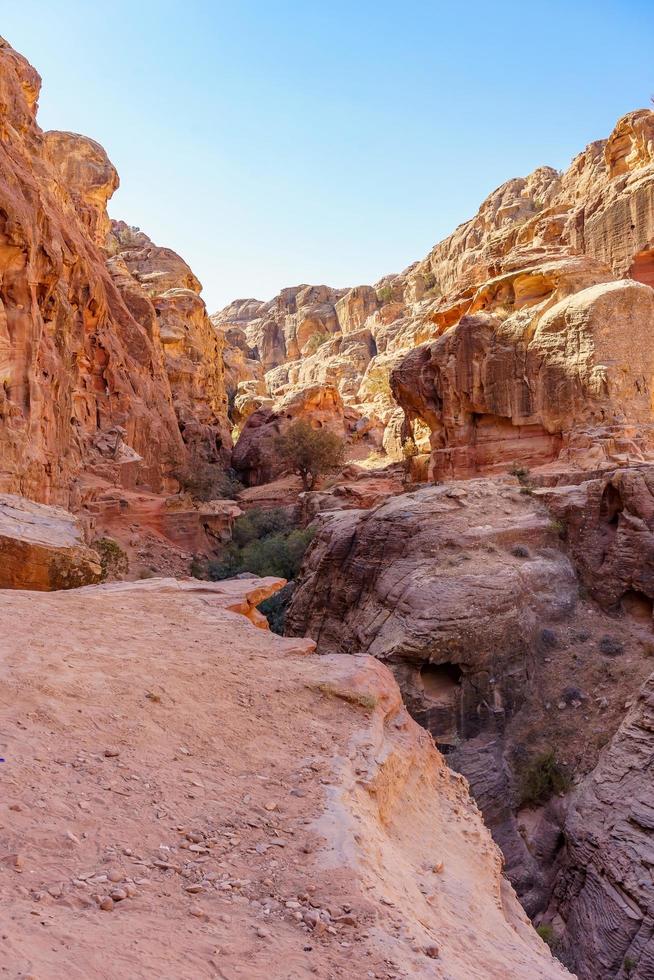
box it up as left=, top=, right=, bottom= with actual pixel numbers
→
left=219, top=108, right=654, bottom=489
left=0, top=37, right=230, bottom=511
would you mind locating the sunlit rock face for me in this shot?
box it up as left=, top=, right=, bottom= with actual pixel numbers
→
left=391, top=280, right=654, bottom=481
left=217, top=108, right=654, bottom=482
left=0, top=37, right=231, bottom=509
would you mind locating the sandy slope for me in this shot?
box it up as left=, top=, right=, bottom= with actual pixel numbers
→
left=0, top=578, right=570, bottom=979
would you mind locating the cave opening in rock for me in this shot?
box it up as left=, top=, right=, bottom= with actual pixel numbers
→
left=600, top=483, right=623, bottom=525
left=621, top=589, right=654, bottom=622
left=415, top=662, right=464, bottom=752
left=420, top=661, right=463, bottom=701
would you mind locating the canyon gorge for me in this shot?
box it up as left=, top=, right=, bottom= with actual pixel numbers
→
left=2, top=31, right=654, bottom=980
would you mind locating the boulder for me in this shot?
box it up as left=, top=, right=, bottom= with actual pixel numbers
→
left=0, top=494, right=101, bottom=590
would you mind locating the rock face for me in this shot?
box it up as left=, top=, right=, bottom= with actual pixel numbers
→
left=0, top=37, right=230, bottom=513
left=541, top=464, right=654, bottom=614
left=391, top=280, right=654, bottom=481
left=219, top=108, right=654, bottom=484
left=107, top=221, right=231, bottom=464
left=286, top=476, right=654, bottom=919
left=0, top=575, right=568, bottom=979
left=386, top=111, right=654, bottom=479
left=0, top=493, right=101, bottom=589
left=547, top=676, right=654, bottom=979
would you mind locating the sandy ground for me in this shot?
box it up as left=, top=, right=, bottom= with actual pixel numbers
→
left=0, top=578, right=570, bottom=979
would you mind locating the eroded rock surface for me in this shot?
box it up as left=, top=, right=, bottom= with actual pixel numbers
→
left=0, top=37, right=230, bottom=519
left=548, top=677, right=654, bottom=979
left=287, top=477, right=654, bottom=918
left=0, top=576, right=568, bottom=979
left=219, top=108, right=654, bottom=485
left=0, top=493, right=101, bottom=590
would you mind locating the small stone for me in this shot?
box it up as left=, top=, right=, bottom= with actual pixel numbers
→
left=432, top=861, right=444, bottom=874
left=104, top=748, right=120, bottom=758
left=99, top=897, right=114, bottom=911
left=189, top=905, right=205, bottom=918
left=185, top=884, right=203, bottom=894
left=256, top=927, right=270, bottom=939
left=108, top=870, right=124, bottom=883
left=110, top=888, right=127, bottom=902
left=424, top=944, right=439, bottom=959
left=263, top=802, right=278, bottom=812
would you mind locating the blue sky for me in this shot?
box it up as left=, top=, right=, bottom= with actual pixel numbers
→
left=3, top=1, right=653, bottom=311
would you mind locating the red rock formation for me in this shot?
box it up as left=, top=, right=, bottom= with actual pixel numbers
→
left=0, top=37, right=230, bottom=517
left=107, top=221, right=232, bottom=464
left=0, top=493, right=101, bottom=589
left=547, top=674, right=654, bottom=979
left=232, top=384, right=346, bottom=486
left=392, top=281, right=654, bottom=481
left=217, top=109, right=654, bottom=483
left=286, top=475, right=654, bottom=916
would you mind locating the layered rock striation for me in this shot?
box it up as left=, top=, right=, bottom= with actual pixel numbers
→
left=286, top=474, right=654, bottom=924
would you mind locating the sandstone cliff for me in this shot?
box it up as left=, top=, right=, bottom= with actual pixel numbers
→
left=219, top=108, right=654, bottom=489
left=0, top=37, right=230, bottom=513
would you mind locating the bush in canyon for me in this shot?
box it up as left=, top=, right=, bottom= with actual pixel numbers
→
left=402, top=437, right=419, bottom=460
left=519, top=750, right=570, bottom=806
left=94, top=537, right=129, bottom=580
left=208, top=507, right=315, bottom=582
left=172, top=462, right=243, bottom=502
left=275, top=420, right=345, bottom=491
left=257, top=581, right=296, bottom=635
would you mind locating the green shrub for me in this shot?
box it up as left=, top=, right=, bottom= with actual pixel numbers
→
left=208, top=508, right=315, bottom=582
left=376, top=284, right=393, bottom=303
left=303, top=331, right=331, bottom=355
left=190, top=556, right=207, bottom=579
left=238, top=528, right=315, bottom=579
left=275, top=420, right=345, bottom=491
left=172, top=462, right=243, bottom=502
left=94, top=537, right=129, bottom=580
left=402, top=437, right=419, bottom=460
left=536, top=924, right=557, bottom=950
left=519, top=750, right=570, bottom=806
left=231, top=507, right=293, bottom=547
left=257, top=582, right=295, bottom=635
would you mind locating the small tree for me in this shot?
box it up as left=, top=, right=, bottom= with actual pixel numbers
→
left=275, top=419, right=345, bottom=490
